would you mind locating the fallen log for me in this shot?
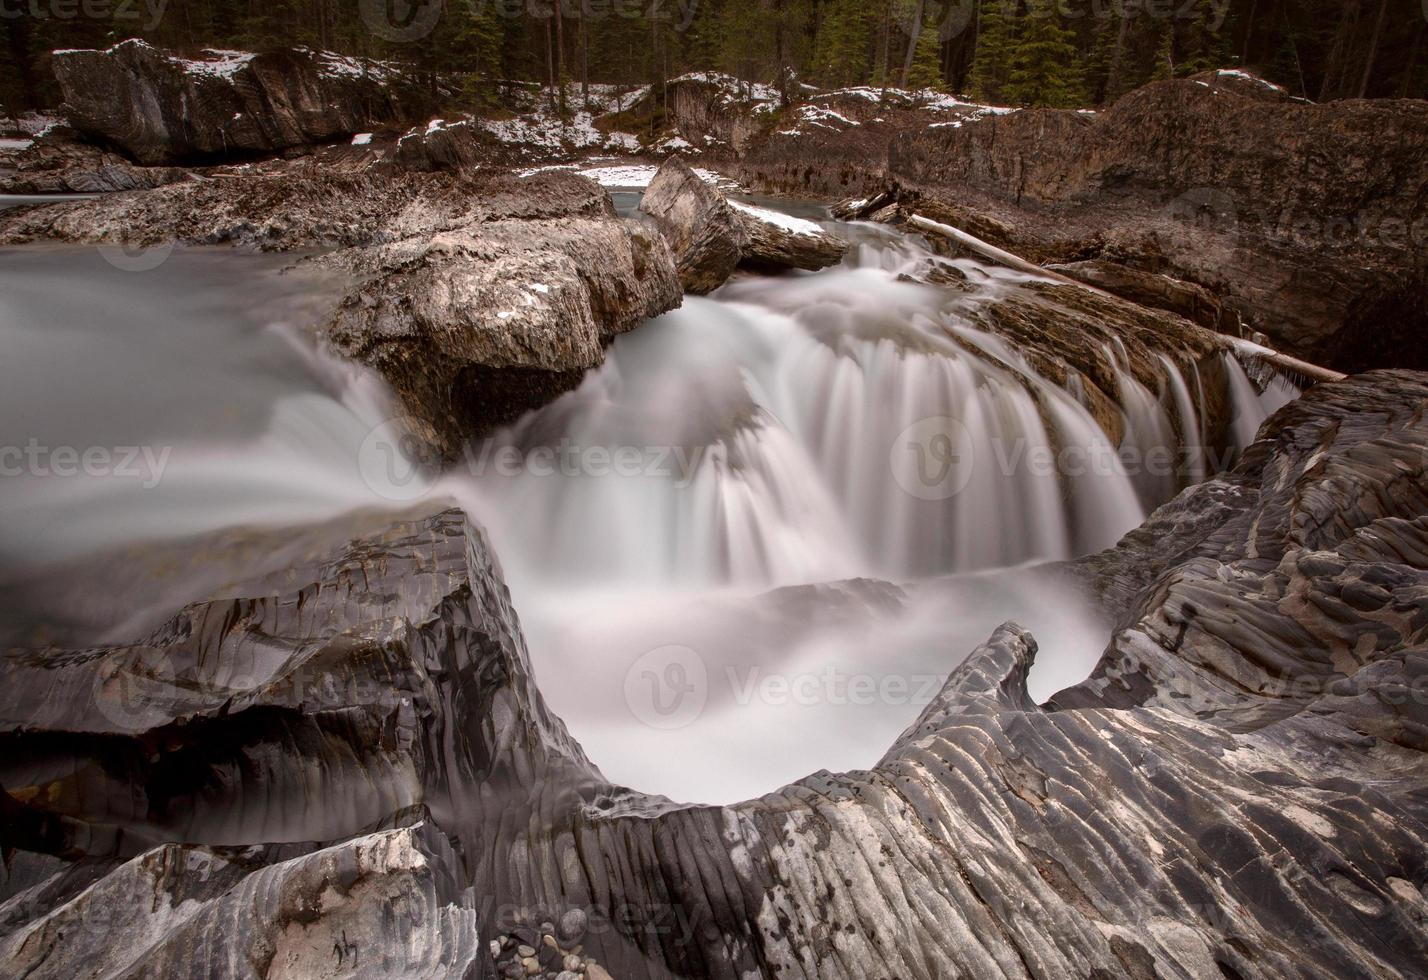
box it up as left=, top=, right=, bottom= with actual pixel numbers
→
left=907, top=213, right=1346, bottom=385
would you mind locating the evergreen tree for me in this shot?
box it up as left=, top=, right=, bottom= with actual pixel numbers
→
left=1151, top=25, right=1175, bottom=81
left=969, top=0, right=1018, bottom=103
left=812, top=0, right=879, bottom=87
left=903, top=21, right=944, bottom=90
left=1178, top=0, right=1231, bottom=76
left=1003, top=0, right=1082, bottom=106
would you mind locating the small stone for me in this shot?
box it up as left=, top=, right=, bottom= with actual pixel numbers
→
left=540, top=920, right=555, bottom=935
left=542, top=934, right=558, bottom=949
left=556, top=973, right=580, bottom=980
left=489, top=939, right=503, bottom=958
left=521, top=956, right=540, bottom=976
left=563, top=953, right=582, bottom=971
left=557, top=908, right=588, bottom=942
left=517, top=944, right=536, bottom=958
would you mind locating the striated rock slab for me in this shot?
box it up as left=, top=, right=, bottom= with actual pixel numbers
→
left=729, top=199, right=848, bottom=272
left=637, top=155, right=748, bottom=294
left=0, top=123, right=188, bottom=194
left=639, top=155, right=849, bottom=292
left=3, top=371, right=1428, bottom=977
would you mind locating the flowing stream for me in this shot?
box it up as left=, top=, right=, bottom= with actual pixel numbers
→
left=0, top=210, right=1294, bottom=804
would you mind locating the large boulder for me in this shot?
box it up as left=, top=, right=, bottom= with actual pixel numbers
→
left=637, top=155, right=748, bottom=293
left=322, top=212, right=681, bottom=452
left=52, top=40, right=431, bottom=164
left=0, top=168, right=681, bottom=449
left=728, top=198, right=848, bottom=271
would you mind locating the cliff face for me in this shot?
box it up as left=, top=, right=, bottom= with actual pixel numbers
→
left=885, top=76, right=1428, bottom=373
left=51, top=40, right=431, bottom=165
left=4, top=370, right=1427, bottom=978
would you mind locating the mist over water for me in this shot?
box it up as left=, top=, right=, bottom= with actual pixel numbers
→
left=0, top=219, right=1291, bottom=805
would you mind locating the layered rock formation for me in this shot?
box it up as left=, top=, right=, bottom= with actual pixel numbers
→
left=52, top=41, right=431, bottom=164
left=4, top=369, right=1426, bottom=978
left=883, top=74, right=1428, bottom=373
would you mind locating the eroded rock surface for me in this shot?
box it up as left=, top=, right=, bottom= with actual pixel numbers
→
left=4, top=370, right=1427, bottom=978
left=882, top=75, right=1428, bottom=371
left=52, top=41, right=430, bottom=165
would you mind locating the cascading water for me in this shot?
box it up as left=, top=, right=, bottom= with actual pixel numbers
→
left=0, top=212, right=1295, bottom=805
left=457, top=215, right=1293, bottom=803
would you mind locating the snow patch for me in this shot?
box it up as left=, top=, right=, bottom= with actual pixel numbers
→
left=351, top=133, right=373, bottom=146
left=1215, top=69, right=1286, bottom=93
left=729, top=200, right=824, bottom=237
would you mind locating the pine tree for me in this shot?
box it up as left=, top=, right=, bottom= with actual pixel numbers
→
left=1151, top=25, right=1175, bottom=81
left=969, top=0, right=1018, bottom=103
left=1004, top=0, right=1082, bottom=106
left=1179, top=0, right=1230, bottom=76
left=812, top=0, right=879, bottom=87
left=904, top=22, right=945, bottom=90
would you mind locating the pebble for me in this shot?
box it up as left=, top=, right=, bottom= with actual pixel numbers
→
left=558, top=908, right=588, bottom=942
left=517, top=944, right=536, bottom=958
left=556, top=973, right=581, bottom=980
left=563, top=953, right=582, bottom=971
left=521, top=956, right=540, bottom=976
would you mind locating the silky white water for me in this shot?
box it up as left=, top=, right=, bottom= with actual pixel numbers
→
left=0, top=219, right=1292, bottom=804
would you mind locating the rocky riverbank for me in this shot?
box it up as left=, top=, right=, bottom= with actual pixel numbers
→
left=3, top=39, right=1427, bottom=980
left=3, top=369, right=1427, bottom=978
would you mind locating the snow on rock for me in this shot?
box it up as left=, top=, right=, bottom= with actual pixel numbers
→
left=516, top=162, right=739, bottom=191
left=351, top=132, right=373, bottom=146
left=1215, top=69, right=1286, bottom=93
left=729, top=199, right=823, bottom=237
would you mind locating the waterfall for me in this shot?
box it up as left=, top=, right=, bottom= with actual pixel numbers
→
left=1, top=216, right=1303, bottom=804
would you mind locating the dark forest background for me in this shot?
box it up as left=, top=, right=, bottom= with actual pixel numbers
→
left=4, top=0, right=1426, bottom=115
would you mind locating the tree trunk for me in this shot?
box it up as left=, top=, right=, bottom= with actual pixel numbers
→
left=901, top=0, right=926, bottom=86
left=1358, top=0, right=1389, bottom=98
left=581, top=2, right=590, bottom=106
